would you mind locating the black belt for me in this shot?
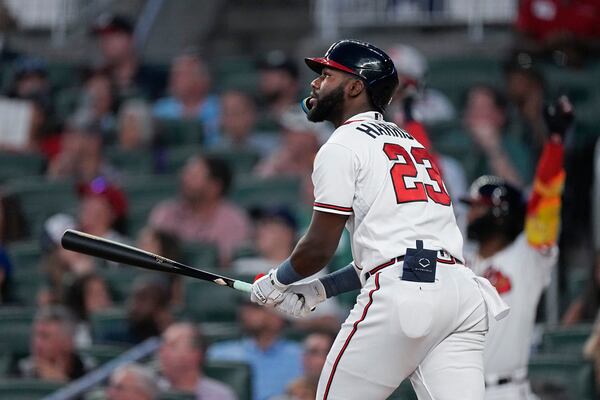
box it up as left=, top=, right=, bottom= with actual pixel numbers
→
left=365, top=251, right=463, bottom=281
left=485, top=375, right=527, bottom=387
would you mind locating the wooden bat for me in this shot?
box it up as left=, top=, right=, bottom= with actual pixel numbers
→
left=61, top=229, right=252, bottom=293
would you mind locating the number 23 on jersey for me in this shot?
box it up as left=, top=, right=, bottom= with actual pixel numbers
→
left=383, top=143, right=451, bottom=206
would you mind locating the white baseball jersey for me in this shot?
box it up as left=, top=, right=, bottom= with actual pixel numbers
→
left=467, top=234, right=556, bottom=383
left=312, top=111, right=464, bottom=277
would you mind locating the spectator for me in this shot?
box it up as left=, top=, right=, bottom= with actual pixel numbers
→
left=257, top=50, right=301, bottom=125
left=71, top=68, right=117, bottom=141
left=214, top=90, right=277, bottom=156
left=149, top=155, right=250, bottom=267
left=47, top=118, right=120, bottom=183
left=63, top=272, right=113, bottom=348
left=15, top=306, right=93, bottom=381
left=92, top=13, right=166, bottom=100
left=98, top=275, right=173, bottom=344
left=583, top=303, right=600, bottom=394
left=106, top=363, right=159, bottom=400
left=462, top=84, right=533, bottom=186
left=153, top=53, right=220, bottom=146
left=137, top=227, right=184, bottom=305
left=0, top=192, right=28, bottom=303
left=504, top=59, right=548, bottom=158
left=7, top=56, right=51, bottom=100
left=463, top=96, right=571, bottom=398
left=386, top=44, right=456, bottom=124
left=255, top=111, right=321, bottom=204
left=158, top=322, right=237, bottom=400
left=562, top=252, right=600, bottom=325
left=116, top=99, right=156, bottom=151
left=208, top=301, right=302, bottom=400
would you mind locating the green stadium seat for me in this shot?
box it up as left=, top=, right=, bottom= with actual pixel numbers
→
left=387, top=380, right=418, bottom=399
left=204, top=360, right=252, bottom=400
left=161, top=146, right=199, bottom=174
left=97, top=266, right=139, bottom=303
left=0, top=152, right=46, bottom=183
left=11, top=270, right=45, bottom=305
left=47, top=62, right=82, bottom=90
left=90, top=308, right=129, bottom=344
left=0, top=308, right=35, bottom=366
left=529, top=354, right=596, bottom=400
left=160, top=391, right=195, bottom=400
left=106, top=147, right=154, bottom=175
left=122, top=174, right=178, bottom=207
left=202, top=322, right=242, bottom=345
left=0, top=379, right=63, bottom=399
left=231, top=176, right=302, bottom=210
left=80, top=344, right=127, bottom=366
left=181, top=242, right=219, bottom=270
left=157, top=119, right=204, bottom=146
left=161, top=146, right=260, bottom=178
left=541, top=324, right=593, bottom=356
left=3, top=177, right=78, bottom=239
left=6, top=240, right=41, bottom=270
left=183, top=278, right=246, bottom=322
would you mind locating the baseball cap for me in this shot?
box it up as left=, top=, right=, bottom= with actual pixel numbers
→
left=78, top=178, right=128, bottom=218
left=14, top=57, right=48, bottom=80
left=250, top=206, right=298, bottom=232
left=40, top=213, right=76, bottom=252
left=91, top=13, right=134, bottom=36
left=387, top=44, right=427, bottom=82
left=258, top=50, right=299, bottom=79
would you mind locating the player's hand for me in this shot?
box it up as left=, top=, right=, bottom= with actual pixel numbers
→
left=251, top=269, right=288, bottom=306
left=543, top=95, right=574, bottom=139
left=276, top=278, right=328, bottom=318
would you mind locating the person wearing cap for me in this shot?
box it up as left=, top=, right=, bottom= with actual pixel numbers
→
left=257, top=50, right=302, bottom=125
left=153, top=52, right=220, bottom=146
left=207, top=301, right=302, bottom=400
left=91, top=13, right=166, bottom=100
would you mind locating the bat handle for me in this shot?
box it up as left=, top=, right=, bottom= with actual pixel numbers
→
left=233, top=280, right=253, bottom=293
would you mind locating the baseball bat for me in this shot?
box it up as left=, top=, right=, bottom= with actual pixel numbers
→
left=61, top=229, right=252, bottom=293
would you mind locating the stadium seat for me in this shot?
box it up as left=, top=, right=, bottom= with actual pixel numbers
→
left=80, top=344, right=128, bottom=366
left=529, top=354, right=596, bottom=400
left=90, top=308, right=129, bottom=344
left=160, top=147, right=260, bottom=177
left=3, top=177, right=78, bottom=239
left=387, top=380, right=418, bottom=399
left=0, top=307, right=35, bottom=372
left=106, top=147, right=154, bottom=175
left=230, top=176, right=302, bottom=210
left=121, top=174, right=178, bottom=209
left=181, top=242, right=219, bottom=270
left=201, top=322, right=243, bottom=345
left=183, top=278, right=246, bottom=322
left=160, top=391, right=195, bottom=400
left=6, top=240, right=42, bottom=270
left=0, top=379, right=63, bottom=399
left=156, top=119, right=204, bottom=146
left=97, top=267, right=139, bottom=303
left=541, top=324, right=593, bottom=356
left=204, top=360, right=252, bottom=400
left=0, top=152, right=46, bottom=183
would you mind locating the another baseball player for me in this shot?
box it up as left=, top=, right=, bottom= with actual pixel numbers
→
left=461, top=96, right=573, bottom=400
left=251, top=40, right=509, bottom=400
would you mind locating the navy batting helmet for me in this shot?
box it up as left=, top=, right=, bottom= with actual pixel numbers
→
left=305, top=40, right=399, bottom=112
left=461, top=176, right=526, bottom=242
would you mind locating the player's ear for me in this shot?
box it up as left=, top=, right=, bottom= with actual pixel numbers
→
left=346, top=78, right=366, bottom=98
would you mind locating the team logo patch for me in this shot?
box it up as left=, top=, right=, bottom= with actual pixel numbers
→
left=418, top=258, right=431, bottom=268
left=483, top=267, right=512, bottom=295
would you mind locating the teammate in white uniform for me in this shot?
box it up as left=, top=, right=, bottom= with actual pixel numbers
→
left=461, top=96, right=573, bottom=400
left=251, top=39, right=508, bottom=400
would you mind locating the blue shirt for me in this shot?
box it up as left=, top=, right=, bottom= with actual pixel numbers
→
left=207, top=338, right=302, bottom=400
left=153, top=95, right=221, bottom=146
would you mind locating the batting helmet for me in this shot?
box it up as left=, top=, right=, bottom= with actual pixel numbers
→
left=305, top=40, right=399, bottom=112
left=461, top=176, right=526, bottom=242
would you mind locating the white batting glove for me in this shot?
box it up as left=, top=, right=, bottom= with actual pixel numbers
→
left=251, top=269, right=288, bottom=306
left=276, top=278, right=327, bottom=318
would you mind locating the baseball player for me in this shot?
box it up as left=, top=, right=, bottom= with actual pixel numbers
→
left=461, top=96, right=573, bottom=400
left=251, top=39, right=509, bottom=400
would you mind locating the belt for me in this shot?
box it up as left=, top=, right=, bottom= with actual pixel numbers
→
left=364, top=250, right=463, bottom=281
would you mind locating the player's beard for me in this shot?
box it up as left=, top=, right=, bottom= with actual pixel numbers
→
left=307, top=85, right=345, bottom=123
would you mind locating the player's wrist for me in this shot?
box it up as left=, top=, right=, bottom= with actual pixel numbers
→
left=275, top=258, right=304, bottom=286
left=319, top=263, right=361, bottom=298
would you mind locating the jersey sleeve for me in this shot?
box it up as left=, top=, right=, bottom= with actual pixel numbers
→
left=312, top=143, right=358, bottom=216
left=524, top=139, right=565, bottom=249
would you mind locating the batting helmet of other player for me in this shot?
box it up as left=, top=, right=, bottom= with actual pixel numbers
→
left=461, top=175, right=526, bottom=243
left=304, top=39, right=399, bottom=112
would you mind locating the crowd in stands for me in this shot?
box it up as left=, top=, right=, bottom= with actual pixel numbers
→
left=0, top=7, right=599, bottom=399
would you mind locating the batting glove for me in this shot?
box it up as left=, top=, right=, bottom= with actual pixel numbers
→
left=543, top=95, right=574, bottom=139
left=276, top=278, right=328, bottom=318
left=251, top=269, right=288, bottom=306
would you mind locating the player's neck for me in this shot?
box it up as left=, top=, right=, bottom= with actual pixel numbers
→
left=478, top=236, right=511, bottom=259
left=333, top=104, right=374, bottom=128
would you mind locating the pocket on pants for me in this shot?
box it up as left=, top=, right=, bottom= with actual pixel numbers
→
left=392, top=281, right=438, bottom=338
